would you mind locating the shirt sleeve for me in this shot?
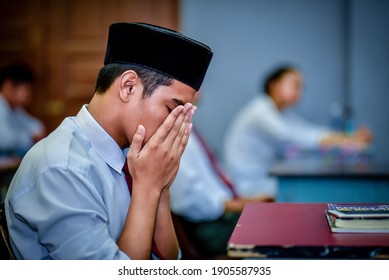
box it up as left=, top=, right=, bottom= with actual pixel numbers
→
left=15, top=108, right=44, bottom=136
left=282, top=112, right=330, bottom=148
left=9, top=166, right=130, bottom=260
left=251, top=106, right=329, bottom=149
left=0, top=107, right=44, bottom=151
left=0, top=109, right=21, bottom=150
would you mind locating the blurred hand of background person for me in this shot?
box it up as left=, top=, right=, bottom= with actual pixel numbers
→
left=354, top=126, right=373, bottom=143
left=320, top=126, right=373, bottom=151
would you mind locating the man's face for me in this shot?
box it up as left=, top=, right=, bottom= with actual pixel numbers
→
left=2, top=80, right=33, bottom=108
left=12, top=83, right=33, bottom=107
left=129, top=80, right=197, bottom=144
left=276, top=71, right=302, bottom=107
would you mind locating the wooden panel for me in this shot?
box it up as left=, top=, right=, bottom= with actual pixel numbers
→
left=0, top=0, right=179, bottom=132
left=0, top=1, right=45, bottom=123
left=110, top=0, right=179, bottom=29
left=64, top=0, right=103, bottom=40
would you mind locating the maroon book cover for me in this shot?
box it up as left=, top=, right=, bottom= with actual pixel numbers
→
left=227, top=203, right=389, bottom=258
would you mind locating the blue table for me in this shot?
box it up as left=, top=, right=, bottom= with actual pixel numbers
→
left=270, top=159, right=389, bottom=203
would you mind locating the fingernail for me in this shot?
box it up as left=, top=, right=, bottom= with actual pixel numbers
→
left=184, top=103, right=192, bottom=112
left=137, top=125, right=144, bottom=134
left=176, top=105, right=184, bottom=113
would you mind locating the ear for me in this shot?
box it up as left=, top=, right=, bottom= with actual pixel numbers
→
left=118, top=70, right=140, bottom=103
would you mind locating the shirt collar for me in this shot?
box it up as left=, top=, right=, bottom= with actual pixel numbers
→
left=262, top=94, right=276, bottom=109
left=75, top=105, right=126, bottom=174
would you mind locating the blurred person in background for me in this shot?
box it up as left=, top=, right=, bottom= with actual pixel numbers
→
left=170, top=91, right=273, bottom=258
left=0, top=62, right=45, bottom=156
left=224, top=65, right=372, bottom=197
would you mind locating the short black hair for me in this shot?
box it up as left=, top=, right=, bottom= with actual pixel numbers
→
left=94, top=63, right=173, bottom=97
left=263, top=65, right=298, bottom=95
left=0, top=62, right=35, bottom=87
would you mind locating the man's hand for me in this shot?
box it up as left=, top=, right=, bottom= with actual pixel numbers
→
left=127, top=103, right=195, bottom=194
left=354, top=126, right=373, bottom=144
left=118, top=103, right=194, bottom=259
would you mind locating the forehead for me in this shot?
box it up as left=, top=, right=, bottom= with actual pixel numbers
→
left=282, top=70, right=300, bottom=79
left=11, top=82, right=33, bottom=91
left=152, top=80, right=197, bottom=104
left=280, top=71, right=302, bottom=83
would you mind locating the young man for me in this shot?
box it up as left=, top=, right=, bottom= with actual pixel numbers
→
left=5, top=22, right=213, bottom=259
left=0, top=62, right=45, bottom=155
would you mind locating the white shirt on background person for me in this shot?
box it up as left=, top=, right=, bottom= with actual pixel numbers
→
left=223, top=94, right=329, bottom=197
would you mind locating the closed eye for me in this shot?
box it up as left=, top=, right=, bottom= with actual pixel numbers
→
left=166, top=98, right=184, bottom=114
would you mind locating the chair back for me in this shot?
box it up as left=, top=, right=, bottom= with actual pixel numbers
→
left=171, top=212, right=205, bottom=259
left=0, top=202, right=15, bottom=260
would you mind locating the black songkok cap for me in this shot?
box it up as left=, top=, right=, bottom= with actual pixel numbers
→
left=104, top=22, right=213, bottom=91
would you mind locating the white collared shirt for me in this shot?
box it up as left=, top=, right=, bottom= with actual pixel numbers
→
left=224, top=95, right=329, bottom=197
left=0, top=94, right=44, bottom=154
left=6, top=105, right=131, bottom=259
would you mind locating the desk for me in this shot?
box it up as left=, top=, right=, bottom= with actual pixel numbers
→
left=270, top=160, right=389, bottom=203
left=227, top=203, right=389, bottom=259
left=0, top=157, right=21, bottom=202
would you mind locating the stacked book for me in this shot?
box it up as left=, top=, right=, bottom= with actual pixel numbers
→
left=325, top=203, right=389, bottom=233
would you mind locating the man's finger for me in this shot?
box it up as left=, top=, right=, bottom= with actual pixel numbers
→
left=149, top=105, right=185, bottom=145
left=171, top=109, right=194, bottom=153
left=165, top=105, right=193, bottom=147
left=128, top=125, right=145, bottom=159
left=150, top=103, right=193, bottom=145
